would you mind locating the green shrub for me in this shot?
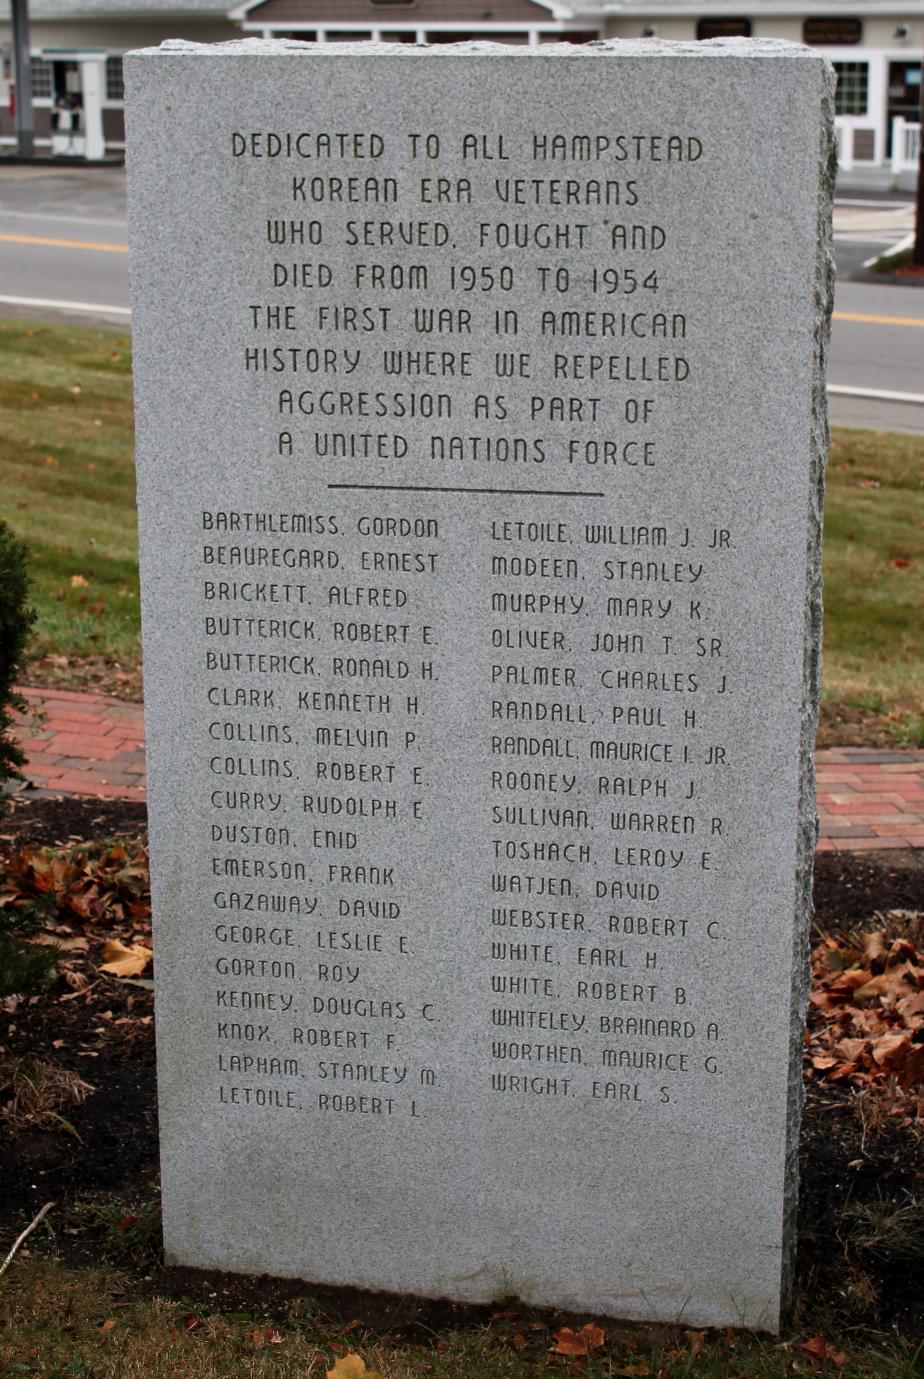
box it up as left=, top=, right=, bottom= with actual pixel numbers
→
left=0, top=518, right=35, bottom=792
left=0, top=522, right=53, bottom=995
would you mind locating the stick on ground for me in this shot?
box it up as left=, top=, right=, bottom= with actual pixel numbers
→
left=0, top=1201, right=56, bottom=1280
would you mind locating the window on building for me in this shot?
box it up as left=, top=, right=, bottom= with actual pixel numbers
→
left=696, top=18, right=751, bottom=39
left=803, top=17, right=862, bottom=45
left=106, top=55, right=124, bottom=100
left=833, top=60, right=869, bottom=115
left=30, top=56, right=53, bottom=98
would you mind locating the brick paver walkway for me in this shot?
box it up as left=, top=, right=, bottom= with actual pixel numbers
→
left=11, top=687, right=146, bottom=803
left=816, top=750, right=924, bottom=852
left=8, top=687, right=924, bottom=851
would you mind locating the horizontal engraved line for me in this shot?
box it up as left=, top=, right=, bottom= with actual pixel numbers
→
left=326, top=483, right=604, bottom=497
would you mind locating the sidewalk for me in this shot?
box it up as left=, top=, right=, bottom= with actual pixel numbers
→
left=11, top=686, right=146, bottom=803
left=9, top=686, right=924, bottom=852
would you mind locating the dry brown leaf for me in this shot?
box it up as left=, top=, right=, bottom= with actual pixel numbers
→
left=871, top=1031, right=912, bottom=1068
left=99, top=940, right=153, bottom=978
left=684, top=1328, right=707, bottom=1358
left=829, top=969, right=873, bottom=994
left=887, top=938, right=917, bottom=966
left=51, top=934, right=89, bottom=952
left=862, top=932, right=887, bottom=969
left=250, top=1327, right=283, bottom=1350
left=801, top=1333, right=847, bottom=1366
left=854, top=961, right=920, bottom=1001
left=326, top=1356, right=385, bottom=1379
left=897, top=991, right=924, bottom=1025
left=832, top=1037, right=869, bottom=1061
left=897, top=1044, right=924, bottom=1088
left=551, top=1324, right=605, bottom=1356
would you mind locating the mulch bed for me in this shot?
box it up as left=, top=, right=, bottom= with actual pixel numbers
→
left=0, top=795, right=922, bottom=1339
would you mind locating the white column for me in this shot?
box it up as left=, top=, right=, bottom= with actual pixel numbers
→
left=867, top=50, right=888, bottom=165
left=79, top=55, right=105, bottom=160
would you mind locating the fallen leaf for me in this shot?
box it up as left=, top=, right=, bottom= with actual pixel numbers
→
left=684, top=1329, right=706, bottom=1358
left=98, top=1319, right=116, bottom=1334
left=70, top=575, right=89, bottom=588
left=326, top=1356, right=385, bottom=1379
left=801, top=1333, right=847, bottom=1366
left=250, top=1327, right=284, bottom=1350
left=854, top=961, right=919, bottom=1001
left=99, top=939, right=153, bottom=977
left=862, top=932, right=887, bottom=968
left=871, top=1031, right=911, bottom=1068
left=551, top=1324, right=606, bottom=1356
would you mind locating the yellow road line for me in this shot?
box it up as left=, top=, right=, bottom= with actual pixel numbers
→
left=833, top=310, right=924, bottom=329
left=0, top=233, right=128, bottom=254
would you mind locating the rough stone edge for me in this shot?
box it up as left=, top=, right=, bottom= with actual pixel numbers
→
left=125, top=35, right=832, bottom=60
left=779, top=56, right=836, bottom=1328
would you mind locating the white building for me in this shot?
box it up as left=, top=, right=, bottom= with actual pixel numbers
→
left=0, top=0, right=236, bottom=153
left=1, top=0, right=920, bottom=174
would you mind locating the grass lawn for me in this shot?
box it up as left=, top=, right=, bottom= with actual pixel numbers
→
left=0, top=321, right=139, bottom=673
left=1, top=1254, right=920, bottom=1379
left=822, top=430, right=924, bottom=746
left=0, top=318, right=921, bottom=745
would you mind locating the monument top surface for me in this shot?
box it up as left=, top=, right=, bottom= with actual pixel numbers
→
left=130, top=34, right=831, bottom=60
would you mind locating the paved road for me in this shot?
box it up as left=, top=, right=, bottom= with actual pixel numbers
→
left=0, top=165, right=129, bottom=324
left=1, top=165, right=922, bottom=432
left=832, top=194, right=914, bottom=278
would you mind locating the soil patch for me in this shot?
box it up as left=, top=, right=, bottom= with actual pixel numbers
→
left=814, top=848, right=924, bottom=927
left=21, top=654, right=143, bottom=703
left=0, top=793, right=147, bottom=856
